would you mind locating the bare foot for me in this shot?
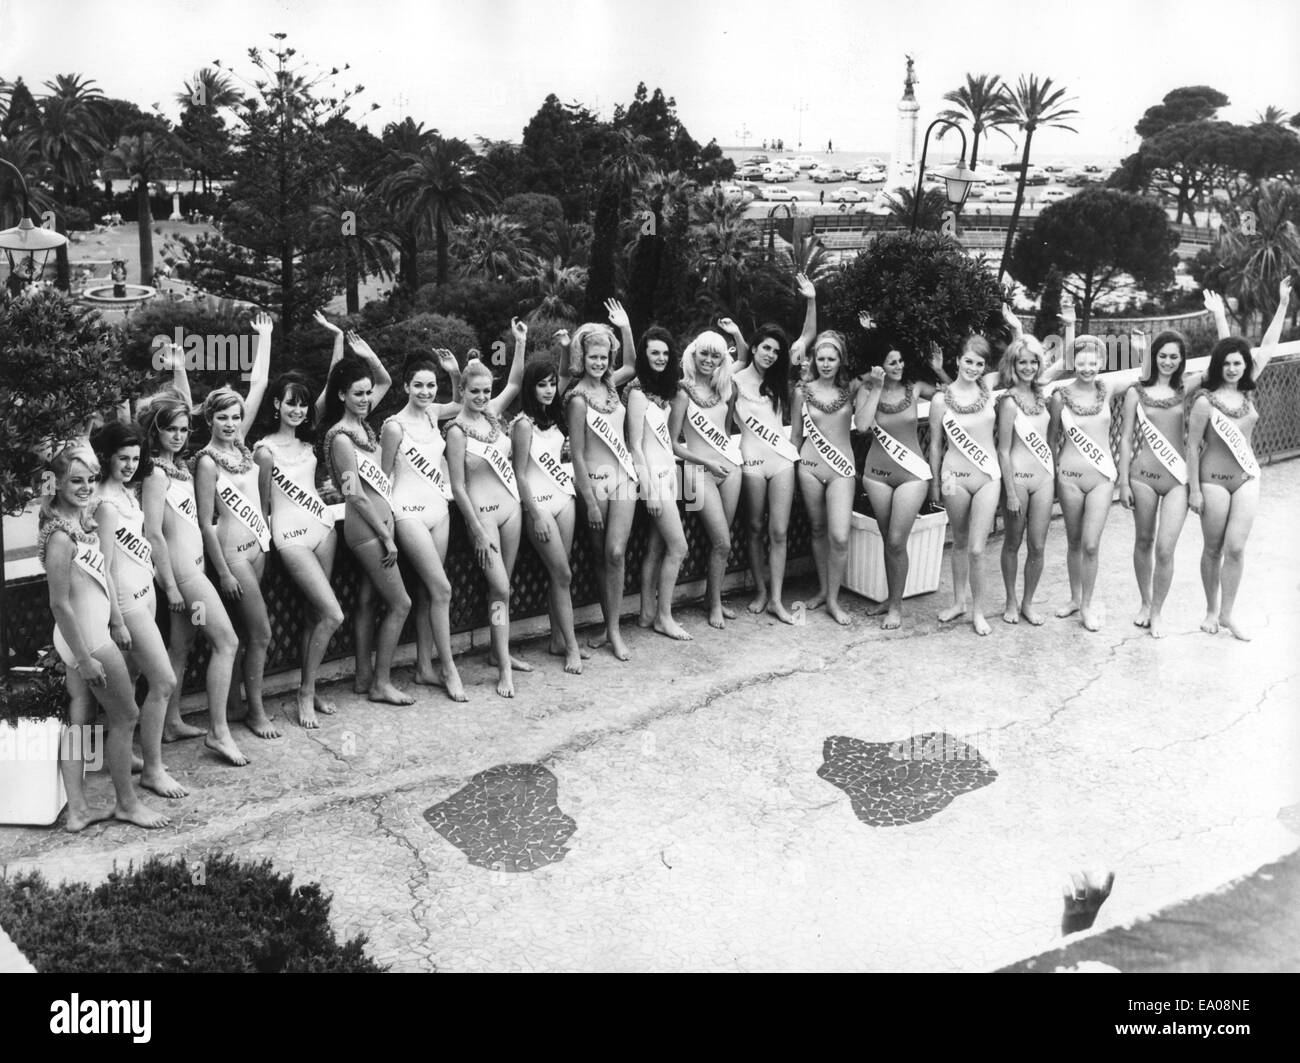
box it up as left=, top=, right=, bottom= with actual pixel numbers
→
left=586, top=633, right=608, bottom=650
left=654, top=616, right=693, bottom=641
left=1019, top=604, right=1045, bottom=626
left=64, top=804, right=114, bottom=833
left=721, top=604, right=738, bottom=620
left=767, top=600, right=796, bottom=625
left=1221, top=615, right=1251, bottom=642
left=297, top=690, right=319, bottom=729
left=806, top=591, right=827, bottom=610
left=369, top=683, right=415, bottom=706
left=162, top=720, right=206, bottom=742
left=243, top=709, right=282, bottom=739
left=131, top=753, right=144, bottom=773
left=1081, top=606, right=1102, bottom=632
left=866, top=601, right=889, bottom=616
left=708, top=605, right=727, bottom=629
left=442, top=665, right=469, bottom=703
left=496, top=673, right=515, bottom=698
left=1149, top=614, right=1165, bottom=639
left=827, top=600, right=852, bottom=626
left=313, top=695, right=336, bottom=716
left=563, top=650, right=584, bottom=675
left=1056, top=600, right=1080, bottom=619
left=1133, top=603, right=1151, bottom=628
left=972, top=613, right=992, bottom=636
left=488, top=651, right=532, bottom=673
left=413, top=668, right=443, bottom=686
left=637, top=611, right=655, bottom=629
left=606, top=629, right=631, bottom=661
left=1200, top=612, right=1220, bottom=634
left=881, top=608, right=902, bottom=631
left=938, top=603, right=967, bottom=623
left=353, top=668, right=374, bottom=695
left=550, top=643, right=591, bottom=660
left=113, top=802, right=170, bottom=829
left=204, top=733, right=250, bottom=767
left=140, top=769, right=189, bottom=799
left=1002, top=604, right=1019, bottom=624
left=748, top=592, right=768, bottom=615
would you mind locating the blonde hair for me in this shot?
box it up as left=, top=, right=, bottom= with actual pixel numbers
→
left=803, top=330, right=849, bottom=386
left=998, top=335, right=1045, bottom=394
left=202, top=386, right=245, bottom=423
left=569, top=323, right=619, bottom=380
left=462, top=359, right=494, bottom=388
left=681, top=330, right=734, bottom=396
left=38, top=445, right=100, bottom=529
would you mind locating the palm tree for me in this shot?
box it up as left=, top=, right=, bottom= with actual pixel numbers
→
left=886, top=186, right=949, bottom=231
left=1211, top=179, right=1300, bottom=331
left=937, top=73, right=1015, bottom=171
left=998, top=75, right=1079, bottom=282
left=27, top=77, right=108, bottom=202
left=175, top=67, right=244, bottom=112
left=379, top=135, right=490, bottom=289
left=521, top=256, right=587, bottom=319
left=310, top=182, right=397, bottom=313
left=1256, top=105, right=1290, bottom=126
left=452, top=213, right=537, bottom=282
left=109, top=131, right=183, bottom=282
left=0, top=139, right=54, bottom=228
left=375, top=118, right=439, bottom=288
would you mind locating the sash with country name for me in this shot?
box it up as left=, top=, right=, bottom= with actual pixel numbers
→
left=355, top=453, right=392, bottom=499
left=801, top=407, right=856, bottom=479
left=942, top=412, right=1001, bottom=479
left=215, top=473, right=271, bottom=552
left=114, top=524, right=154, bottom=573
left=1209, top=408, right=1260, bottom=479
left=271, top=464, right=332, bottom=529
left=399, top=436, right=453, bottom=501
left=529, top=434, right=575, bottom=497
left=1135, top=405, right=1187, bottom=484
left=165, top=478, right=200, bottom=531
left=643, top=401, right=675, bottom=458
left=1059, top=407, right=1117, bottom=481
left=687, top=402, right=742, bottom=466
left=465, top=435, right=521, bottom=501
left=1013, top=412, right=1055, bottom=476
left=742, top=407, right=800, bottom=463
left=870, top=423, right=932, bottom=480
left=74, top=541, right=110, bottom=599
left=586, top=408, right=639, bottom=482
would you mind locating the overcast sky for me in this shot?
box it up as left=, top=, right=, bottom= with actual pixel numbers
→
left=3, top=0, right=1298, bottom=162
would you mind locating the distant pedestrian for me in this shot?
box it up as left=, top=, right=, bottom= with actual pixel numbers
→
left=819, top=190, right=825, bottom=205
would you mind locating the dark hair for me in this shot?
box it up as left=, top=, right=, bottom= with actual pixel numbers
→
left=1142, top=330, right=1188, bottom=390
left=136, top=392, right=191, bottom=459
left=862, top=330, right=917, bottom=384
left=1203, top=337, right=1256, bottom=393
left=261, top=371, right=317, bottom=442
left=520, top=358, right=562, bottom=431
left=323, top=357, right=374, bottom=427
left=90, top=421, right=150, bottom=484
left=747, top=323, right=792, bottom=415
left=636, top=325, right=681, bottom=403
left=402, top=350, right=441, bottom=386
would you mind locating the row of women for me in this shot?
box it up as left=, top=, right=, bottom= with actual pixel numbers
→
left=38, top=275, right=1291, bottom=830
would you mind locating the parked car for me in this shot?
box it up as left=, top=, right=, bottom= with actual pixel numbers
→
left=986, top=171, right=1012, bottom=186
left=739, top=181, right=765, bottom=199
left=736, top=164, right=764, bottom=180
left=1041, top=188, right=1069, bottom=203
left=792, top=155, right=817, bottom=170
left=1064, top=172, right=1089, bottom=187
left=763, top=167, right=797, bottom=183
left=1023, top=170, right=1049, bottom=186
left=745, top=154, right=770, bottom=166
left=992, top=188, right=1017, bottom=203
left=856, top=167, right=886, bottom=183
left=812, top=167, right=848, bottom=183
left=762, top=186, right=808, bottom=202
left=720, top=183, right=754, bottom=203
left=1083, top=164, right=1103, bottom=173
left=830, top=186, right=867, bottom=202
left=966, top=182, right=987, bottom=200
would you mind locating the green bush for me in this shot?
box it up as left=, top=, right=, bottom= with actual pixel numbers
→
left=0, top=649, right=68, bottom=726
left=0, top=853, right=386, bottom=973
left=820, top=231, right=1007, bottom=376
left=414, top=277, right=527, bottom=351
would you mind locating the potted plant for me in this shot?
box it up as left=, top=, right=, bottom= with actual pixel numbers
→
left=0, top=647, right=70, bottom=825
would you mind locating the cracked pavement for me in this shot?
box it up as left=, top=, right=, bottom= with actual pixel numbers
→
left=2, top=463, right=1297, bottom=971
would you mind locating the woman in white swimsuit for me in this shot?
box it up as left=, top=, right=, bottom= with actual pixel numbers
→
left=41, top=445, right=168, bottom=830
left=254, top=369, right=346, bottom=726
left=90, top=422, right=184, bottom=799
left=380, top=347, right=467, bottom=701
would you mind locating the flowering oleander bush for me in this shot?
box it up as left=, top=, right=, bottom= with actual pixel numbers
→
left=0, top=853, right=386, bottom=973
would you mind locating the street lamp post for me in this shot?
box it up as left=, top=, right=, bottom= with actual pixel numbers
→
left=910, top=119, right=978, bottom=233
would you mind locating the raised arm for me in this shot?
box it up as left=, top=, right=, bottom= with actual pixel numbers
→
left=1254, top=276, right=1293, bottom=377
left=789, top=273, right=817, bottom=366
left=1203, top=290, right=1231, bottom=341
left=346, top=331, right=393, bottom=409
left=490, top=317, right=528, bottom=414
left=718, top=317, right=748, bottom=367
left=553, top=329, right=573, bottom=394
left=313, top=310, right=345, bottom=423
left=1117, top=388, right=1140, bottom=510
left=167, top=342, right=193, bottom=410
left=140, top=470, right=183, bottom=614
left=239, top=311, right=273, bottom=437
left=605, top=300, right=637, bottom=388
left=853, top=367, right=887, bottom=432
left=430, top=348, right=463, bottom=420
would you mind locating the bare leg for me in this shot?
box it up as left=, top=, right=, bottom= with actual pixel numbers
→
left=966, top=479, right=1001, bottom=636
left=395, top=518, right=465, bottom=701
left=875, top=479, right=926, bottom=629
left=161, top=607, right=205, bottom=742
left=124, top=608, right=184, bottom=797
left=939, top=483, right=973, bottom=623
left=175, top=574, right=245, bottom=766
left=353, top=573, right=376, bottom=693
left=742, top=472, right=770, bottom=613
left=824, top=474, right=856, bottom=625
left=1055, top=479, right=1085, bottom=618
left=1000, top=485, right=1028, bottom=623
left=352, top=538, right=413, bottom=704
left=1077, top=483, right=1113, bottom=631
left=798, top=466, right=829, bottom=609
left=279, top=539, right=345, bottom=724
left=1149, top=484, right=1188, bottom=639
left=601, top=497, right=637, bottom=659
left=61, top=677, right=113, bottom=831
left=1020, top=482, right=1053, bottom=625
left=766, top=465, right=797, bottom=623
left=1130, top=479, right=1158, bottom=627
left=1216, top=480, right=1259, bottom=641
left=651, top=496, right=691, bottom=640
left=527, top=507, right=585, bottom=672
left=90, top=644, right=168, bottom=828
left=638, top=526, right=665, bottom=628
left=228, top=554, right=279, bottom=738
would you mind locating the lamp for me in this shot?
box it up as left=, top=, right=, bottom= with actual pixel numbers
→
left=910, top=119, right=975, bottom=232
left=0, top=159, right=69, bottom=292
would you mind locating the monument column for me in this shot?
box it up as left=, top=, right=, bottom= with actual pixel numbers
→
left=888, top=55, right=921, bottom=192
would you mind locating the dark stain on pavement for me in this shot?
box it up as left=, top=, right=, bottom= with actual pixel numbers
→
left=424, top=763, right=576, bottom=871
left=817, top=733, right=997, bottom=826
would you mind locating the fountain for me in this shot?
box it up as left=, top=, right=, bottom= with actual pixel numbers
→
left=78, top=283, right=158, bottom=310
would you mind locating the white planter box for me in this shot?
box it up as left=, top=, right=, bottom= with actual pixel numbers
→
left=0, top=718, right=68, bottom=826
left=844, top=508, right=949, bottom=602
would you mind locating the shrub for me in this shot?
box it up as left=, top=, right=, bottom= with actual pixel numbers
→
left=0, top=853, right=386, bottom=973
left=413, top=277, right=524, bottom=350
left=820, top=231, right=1007, bottom=376
left=0, top=649, right=68, bottom=726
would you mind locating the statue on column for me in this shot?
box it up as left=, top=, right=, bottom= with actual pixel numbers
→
left=111, top=258, right=127, bottom=298
left=904, top=54, right=917, bottom=96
